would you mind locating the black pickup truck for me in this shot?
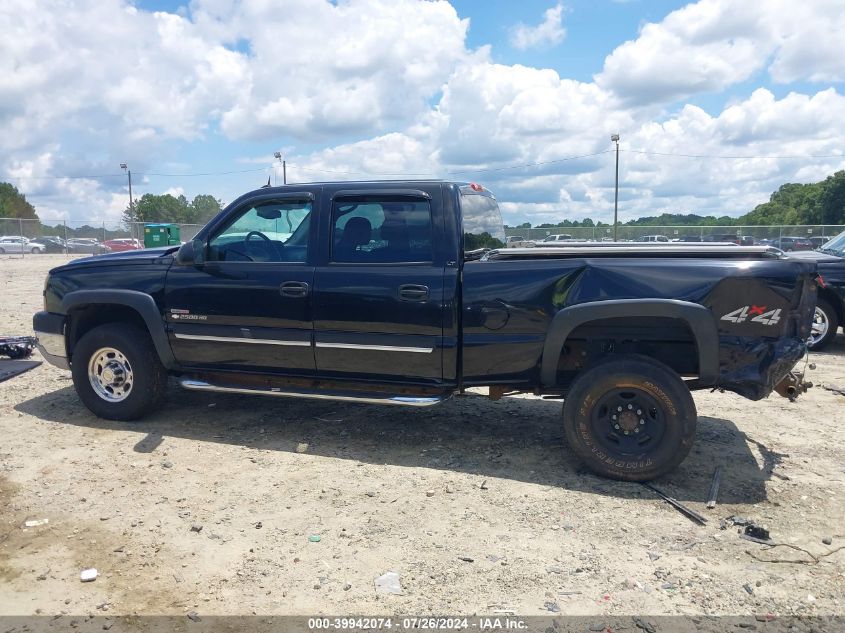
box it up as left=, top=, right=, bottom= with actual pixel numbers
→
left=33, top=181, right=816, bottom=480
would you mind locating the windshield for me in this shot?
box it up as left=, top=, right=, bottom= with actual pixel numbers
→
left=820, top=230, right=845, bottom=256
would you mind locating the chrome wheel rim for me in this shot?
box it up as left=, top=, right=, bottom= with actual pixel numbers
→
left=809, top=306, right=829, bottom=347
left=88, top=347, right=133, bottom=402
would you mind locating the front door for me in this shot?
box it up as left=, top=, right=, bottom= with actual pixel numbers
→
left=313, top=191, right=445, bottom=385
left=165, top=193, right=317, bottom=375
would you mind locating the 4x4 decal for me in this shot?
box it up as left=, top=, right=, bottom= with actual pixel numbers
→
left=720, top=305, right=782, bottom=325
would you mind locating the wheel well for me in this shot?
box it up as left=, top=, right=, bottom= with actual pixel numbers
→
left=66, top=304, right=148, bottom=357
left=818, top=288, right=844, bottom=324
left=555, top=316, right=699, bottom=387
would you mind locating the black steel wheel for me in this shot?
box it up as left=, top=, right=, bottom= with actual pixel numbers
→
left=562, top=354, right=697, bottom=481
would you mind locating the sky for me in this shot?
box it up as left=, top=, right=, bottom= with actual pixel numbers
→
left=2, top=0, right=845, bottom=226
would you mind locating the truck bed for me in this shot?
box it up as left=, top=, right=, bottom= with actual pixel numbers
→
left=487, top=245, right=781, bottom=260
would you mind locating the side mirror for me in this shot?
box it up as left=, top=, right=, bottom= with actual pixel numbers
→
left=176, top=239, right=205, bottom=266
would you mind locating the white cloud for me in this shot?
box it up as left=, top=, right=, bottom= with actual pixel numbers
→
left=596, top=0, right=845, bottom=105
left=208, top=0, right=470, bottom=140
left=2, top=0, right=845, bottom=227
left=510, top=4, right=566, bottom=51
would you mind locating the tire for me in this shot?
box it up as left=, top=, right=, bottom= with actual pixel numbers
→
left=71, top=323, right=167, bottom=421
left=30, top=246, right=40, bottom=254
left=808, top=298, right=839, bottom=350
left=562, top=354, right=697, bottom=481
left=0, top=248, right=5, bottom=254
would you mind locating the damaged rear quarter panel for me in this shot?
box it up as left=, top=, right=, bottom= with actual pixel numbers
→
left=462, top=256, right=816, bottom=399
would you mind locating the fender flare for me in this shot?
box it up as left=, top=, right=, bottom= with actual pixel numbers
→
left=540, top=298, right=719, bottom=387
left=62, top=289, right=176, bottom=369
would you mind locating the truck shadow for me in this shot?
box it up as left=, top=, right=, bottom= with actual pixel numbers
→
left=15, top=383, right=783, bottom=505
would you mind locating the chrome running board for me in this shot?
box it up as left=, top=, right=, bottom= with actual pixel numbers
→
left=180, top=378, right=447, bottom=407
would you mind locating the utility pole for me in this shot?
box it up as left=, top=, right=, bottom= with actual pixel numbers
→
left=274, top=152, right=286, bottom=185
left=120, top=163, right=137, bottom=239
left=611, top=134, right=620, bottom=241
left=120, top=163, right=135, bottom=241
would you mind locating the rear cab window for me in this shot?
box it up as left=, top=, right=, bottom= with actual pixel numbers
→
left=459, top=185, right=506, bottom=257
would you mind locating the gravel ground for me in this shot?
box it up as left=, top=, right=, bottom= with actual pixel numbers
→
left=1, top=254, right=844, bottom=618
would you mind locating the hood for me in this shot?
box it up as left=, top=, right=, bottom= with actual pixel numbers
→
left=51, top=246, right=179, bottom=272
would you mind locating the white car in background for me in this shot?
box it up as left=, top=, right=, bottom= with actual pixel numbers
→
left=505, top=235, right=534, bottom=248
left=533, top=233, right=576, bottom=246
left=635, top=235, right=671, bottom=243
left=0, top=235, right=46, bottom=254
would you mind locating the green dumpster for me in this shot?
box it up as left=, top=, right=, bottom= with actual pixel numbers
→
left=143, top=223, right=181, bottom=248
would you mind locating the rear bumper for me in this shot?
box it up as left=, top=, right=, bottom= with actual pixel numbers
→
left=33, top=311, right=69, bottom=370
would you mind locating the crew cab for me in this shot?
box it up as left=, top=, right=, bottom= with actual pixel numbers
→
left=33, top=181, right=817, bottom=480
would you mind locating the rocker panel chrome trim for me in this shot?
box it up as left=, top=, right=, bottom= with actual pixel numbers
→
left=180, top=378, right=445, bottom=407
left=174, top=333, right=310, bottom=347
left=314, top=342, right=433, bottom=353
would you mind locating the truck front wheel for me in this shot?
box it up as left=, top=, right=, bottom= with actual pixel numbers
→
left=71, top=323, right=167, bottom=421
left=562, top=354, right=697, bottom=481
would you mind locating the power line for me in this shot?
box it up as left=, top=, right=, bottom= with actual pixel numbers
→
left=1, top=166, right=271, bottom=181
left=137, top=167, right=269, bottom=177
left=3, top=147, right=844, bottom=183
left=2, top=173, right=125, bottom=180
left=446, top=150, right=613, bottom=174
left=624, top=149, right=844, bottom=160
left=288, top=164, right=436, bottom=177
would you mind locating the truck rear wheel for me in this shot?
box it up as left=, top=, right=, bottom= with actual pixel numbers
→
left=71, top=323, right=167, bottom=421
left=562, top=354, right=697, bottom=481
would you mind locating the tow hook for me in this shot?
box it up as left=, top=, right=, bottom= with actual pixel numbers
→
left=774, top=372, right=813, bottom=402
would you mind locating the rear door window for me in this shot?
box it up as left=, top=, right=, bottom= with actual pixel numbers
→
left=331, top=197, right=433, bottom=263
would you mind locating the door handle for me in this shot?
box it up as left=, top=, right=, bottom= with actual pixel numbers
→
left=398, top=284, right=429, bottom=302
left=280, top=281, right=310, bottom=297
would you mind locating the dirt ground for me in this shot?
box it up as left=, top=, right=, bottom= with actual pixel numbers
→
left=1, top=254, right=844, bottom=618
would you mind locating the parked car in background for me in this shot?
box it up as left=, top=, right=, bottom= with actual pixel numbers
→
left=505, top=235, right=534, bottom=248
left=634, top=235, right=670, bottom=243
left=0, top=236, right=45, bottom=254
left=809, top=236, right=832, bottom=249
left=768, top=236, right=815, bottom=252
left=702, top=233, right=740, bottom=244
left=103, top=238, right=143, bottom=252
left=67, top=238, right=111, bottom=254
left=676, top=235, right=703, bottom=242
left=786, top=230, right=845, bottom=349
left=534, top=233, right=574, bottom=245
left=29, top=236, right=73, bottom=254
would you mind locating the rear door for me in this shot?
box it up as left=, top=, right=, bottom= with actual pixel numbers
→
left=312, top=187, right=446, bottom=385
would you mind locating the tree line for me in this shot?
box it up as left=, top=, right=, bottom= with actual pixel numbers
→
left=121, top=193, right=223, bottom=225
left=510, top=170, right=845, bottom=228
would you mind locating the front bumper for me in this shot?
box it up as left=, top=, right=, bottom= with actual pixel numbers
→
left=33, top=311, right=69, bottom=370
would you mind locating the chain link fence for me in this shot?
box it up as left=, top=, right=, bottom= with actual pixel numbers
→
left=0, top=219, right=203, bottom=257
left=505, top=224, right=845, bottom=244
left=1, top=218, right=843, bottom=258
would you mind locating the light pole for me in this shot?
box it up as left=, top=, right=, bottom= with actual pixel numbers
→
left=611, top=134, right=620, bottom=241
left=120, top=163, right=135, bottom=241
left=274, top=152, right=286, bottom=185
